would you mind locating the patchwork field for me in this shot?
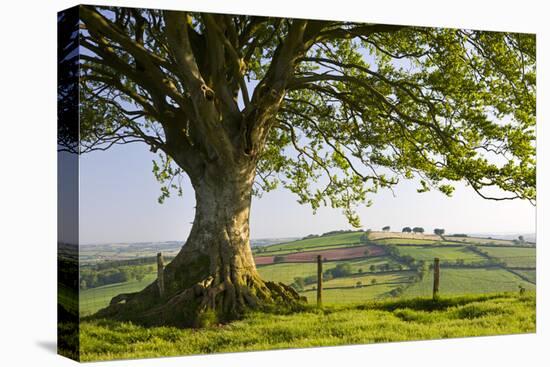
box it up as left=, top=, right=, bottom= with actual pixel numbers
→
left=77, top=231, right=536, bottom=315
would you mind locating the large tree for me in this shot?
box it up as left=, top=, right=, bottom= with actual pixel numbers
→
left=66, top=5, right=535, bottom=326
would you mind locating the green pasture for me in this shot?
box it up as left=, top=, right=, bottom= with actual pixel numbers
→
left=478, top=246, right=536, bottom=268
left=76, top=292, right=535, bottom=361
left=403, top=268, right=535, bottom=297
left=394, top=245, right=486, bottom=263
left=259, top=232, right=363, bottom=253
left=80, top=273, right=156, bottom=316
left=258, top=256, right=405, bottom=284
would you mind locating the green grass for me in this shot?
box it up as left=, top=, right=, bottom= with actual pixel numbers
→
left=375, top=238, right=454, bottom=245
left=478, top=246, right=536, bottom=268
left=255, top=242, right=365, bottom=256
left=446, top=236, right=515, bottom=246
left=58, top=283, right=79, bottom=315
left=80, top=274, right=156, bottom=316
left=77, top=292, right=535, bottom=362
left=259, top=232, right=363, bottom=253
left=512, top=270, right=536, bottom=283
left=258, top=256, right=404, bottom=284
left=395, top=245, right=486, bottom=263
left=403, top=268, right=535, bottom=297
left=301, top=271, right=415, bottom=303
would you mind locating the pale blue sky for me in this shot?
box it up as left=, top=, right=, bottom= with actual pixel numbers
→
left=79, top=141, right=535, bottom=244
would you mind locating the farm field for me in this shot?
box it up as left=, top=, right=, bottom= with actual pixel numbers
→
left=513, top=270, right=536, bottom=283
left=257, top=231, right=364, bottom=253
left=445, top=236, right=522, bottom=246
left=75, top=292, right=535, bottom=361
left=477, top=246, right=536, bottom=268
left=403, top=268, right=535, bottom=297
left=394, top=245, right=486, bottom=263
left=254, top=244, right=384, bottom=265
left=258, top=256, right=407, bottom=283
left=374, top=238, right=454, bottom=245
left=368, top=231, right=442, bottom=241
left=301, top=271, right=415, bottom=304
left=254, top=241, right=365, bottom=256
left=80, top=273, right=156, bottom=315
left=77, top=231, right=536, bottom=316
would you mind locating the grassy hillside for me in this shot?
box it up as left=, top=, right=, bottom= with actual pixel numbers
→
left=76, top=292, right=535, bottom=361
left=257, top=231, right=364, bottom=253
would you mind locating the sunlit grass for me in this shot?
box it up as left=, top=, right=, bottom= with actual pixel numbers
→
left=77, top=292, right=535, bottom=362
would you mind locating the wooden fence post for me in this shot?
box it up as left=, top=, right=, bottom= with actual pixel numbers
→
left=433, top=257, right=440, bottom=300
left=317, top=255, right=323, bottom=308
left=157, top=252, right=165, bottom=297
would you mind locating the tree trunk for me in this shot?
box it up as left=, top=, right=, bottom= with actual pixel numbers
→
left=94, top=164, right=303, bottom=327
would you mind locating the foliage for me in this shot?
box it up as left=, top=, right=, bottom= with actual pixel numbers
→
left=74, top=6, right=536, bottom=228
left=80, top=264, right=153, bottom=289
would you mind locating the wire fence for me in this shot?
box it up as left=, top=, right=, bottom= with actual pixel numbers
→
left=77, top=245, right=536, bottom=316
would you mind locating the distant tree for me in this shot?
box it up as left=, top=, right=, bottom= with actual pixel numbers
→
left=273, top=255, right=285, bottom=263
left=434, top=228, right=445, bottom=235
left=369, top=265, right=376, bottom=272
left=518, top=235, right=525, bottom=243
left=371, top=278, right=377, bottom=285
left=358, top=268, right=363, bottom=273
left=382, top=226, right=391, bottom=232
left=327, top=263, right=352, bottom=278
left=413, top=227, right=425, bottom=234
left=356, top=281, right=363, bottom=288
left=402, top=227, right=412, bottom=233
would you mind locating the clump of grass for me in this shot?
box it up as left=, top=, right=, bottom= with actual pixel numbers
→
left=196, top=309, right=218, bottom=328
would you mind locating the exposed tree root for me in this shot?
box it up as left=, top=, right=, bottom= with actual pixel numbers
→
left=94, top=274, right=306, bottom=328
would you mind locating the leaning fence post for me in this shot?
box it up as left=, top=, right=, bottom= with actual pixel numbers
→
left=432, top=257, right=440, bottom=300
left=317, top=255, right=323, bottom=308
left=157, top=252, right=165, bottom=297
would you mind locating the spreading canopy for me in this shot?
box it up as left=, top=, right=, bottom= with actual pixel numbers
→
left=74, top=6, right=536, bottom=225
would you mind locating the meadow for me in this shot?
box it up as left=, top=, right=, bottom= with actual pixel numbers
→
left=403, top=268, right=535, bottom=297
left=76, top=292, right=535, bottom=362
left=80, top=274, right=156, bottom=315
